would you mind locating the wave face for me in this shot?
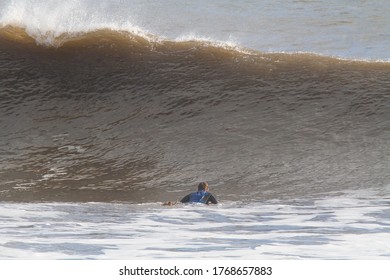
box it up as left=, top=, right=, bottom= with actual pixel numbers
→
left=0, top=26, right=390, bottom=202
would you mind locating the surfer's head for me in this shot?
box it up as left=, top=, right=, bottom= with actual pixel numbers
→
left=197, top=182, right=209, bottom=192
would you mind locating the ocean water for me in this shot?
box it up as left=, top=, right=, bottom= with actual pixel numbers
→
left=0, top=0, right=389, bottom=259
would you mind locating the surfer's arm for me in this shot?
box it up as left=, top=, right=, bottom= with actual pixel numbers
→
left=207, top=195, right=218, bottom=204
left=180, top=194, right=190, bottom=203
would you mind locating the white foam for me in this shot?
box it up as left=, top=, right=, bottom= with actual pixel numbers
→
left=0, top=0, right=151, bottom=45
left=175, top=33, right=238, bottom=49
left=0, top=1, right=245, bottom=52
left=0, top=188, right=389, bottom=259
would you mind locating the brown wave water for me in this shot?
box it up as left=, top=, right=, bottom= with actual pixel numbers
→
left=0, top=27, right=389, bottom=202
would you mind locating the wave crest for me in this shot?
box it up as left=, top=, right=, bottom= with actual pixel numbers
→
left=1, top=25, right=389, bottom=70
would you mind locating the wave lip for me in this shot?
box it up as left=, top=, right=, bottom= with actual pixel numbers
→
left=0, top=25, right=249, bottom=61
left=2, top=25, right=390, bottom=70
left=0, top=0, right=151, bottom=46
left=0, top=0, right=242, bottom=51
left=1, top=0, right=390, bottom=62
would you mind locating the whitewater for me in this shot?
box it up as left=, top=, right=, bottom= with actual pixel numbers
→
left=1, top=188, right=389, bottom=259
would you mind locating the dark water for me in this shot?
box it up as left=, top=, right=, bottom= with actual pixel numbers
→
left=1, top=27, right=389, bottom=203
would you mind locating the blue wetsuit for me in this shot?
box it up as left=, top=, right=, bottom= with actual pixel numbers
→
left=180, top=190, right=218, bottom=204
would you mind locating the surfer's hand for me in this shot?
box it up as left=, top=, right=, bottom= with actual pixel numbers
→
left=163, top=201, right=177, bottom=206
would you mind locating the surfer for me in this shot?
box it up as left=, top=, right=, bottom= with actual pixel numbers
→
left=163, top=182, right=218, bottom=206
left=181, top=182, right=218, bottom=204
